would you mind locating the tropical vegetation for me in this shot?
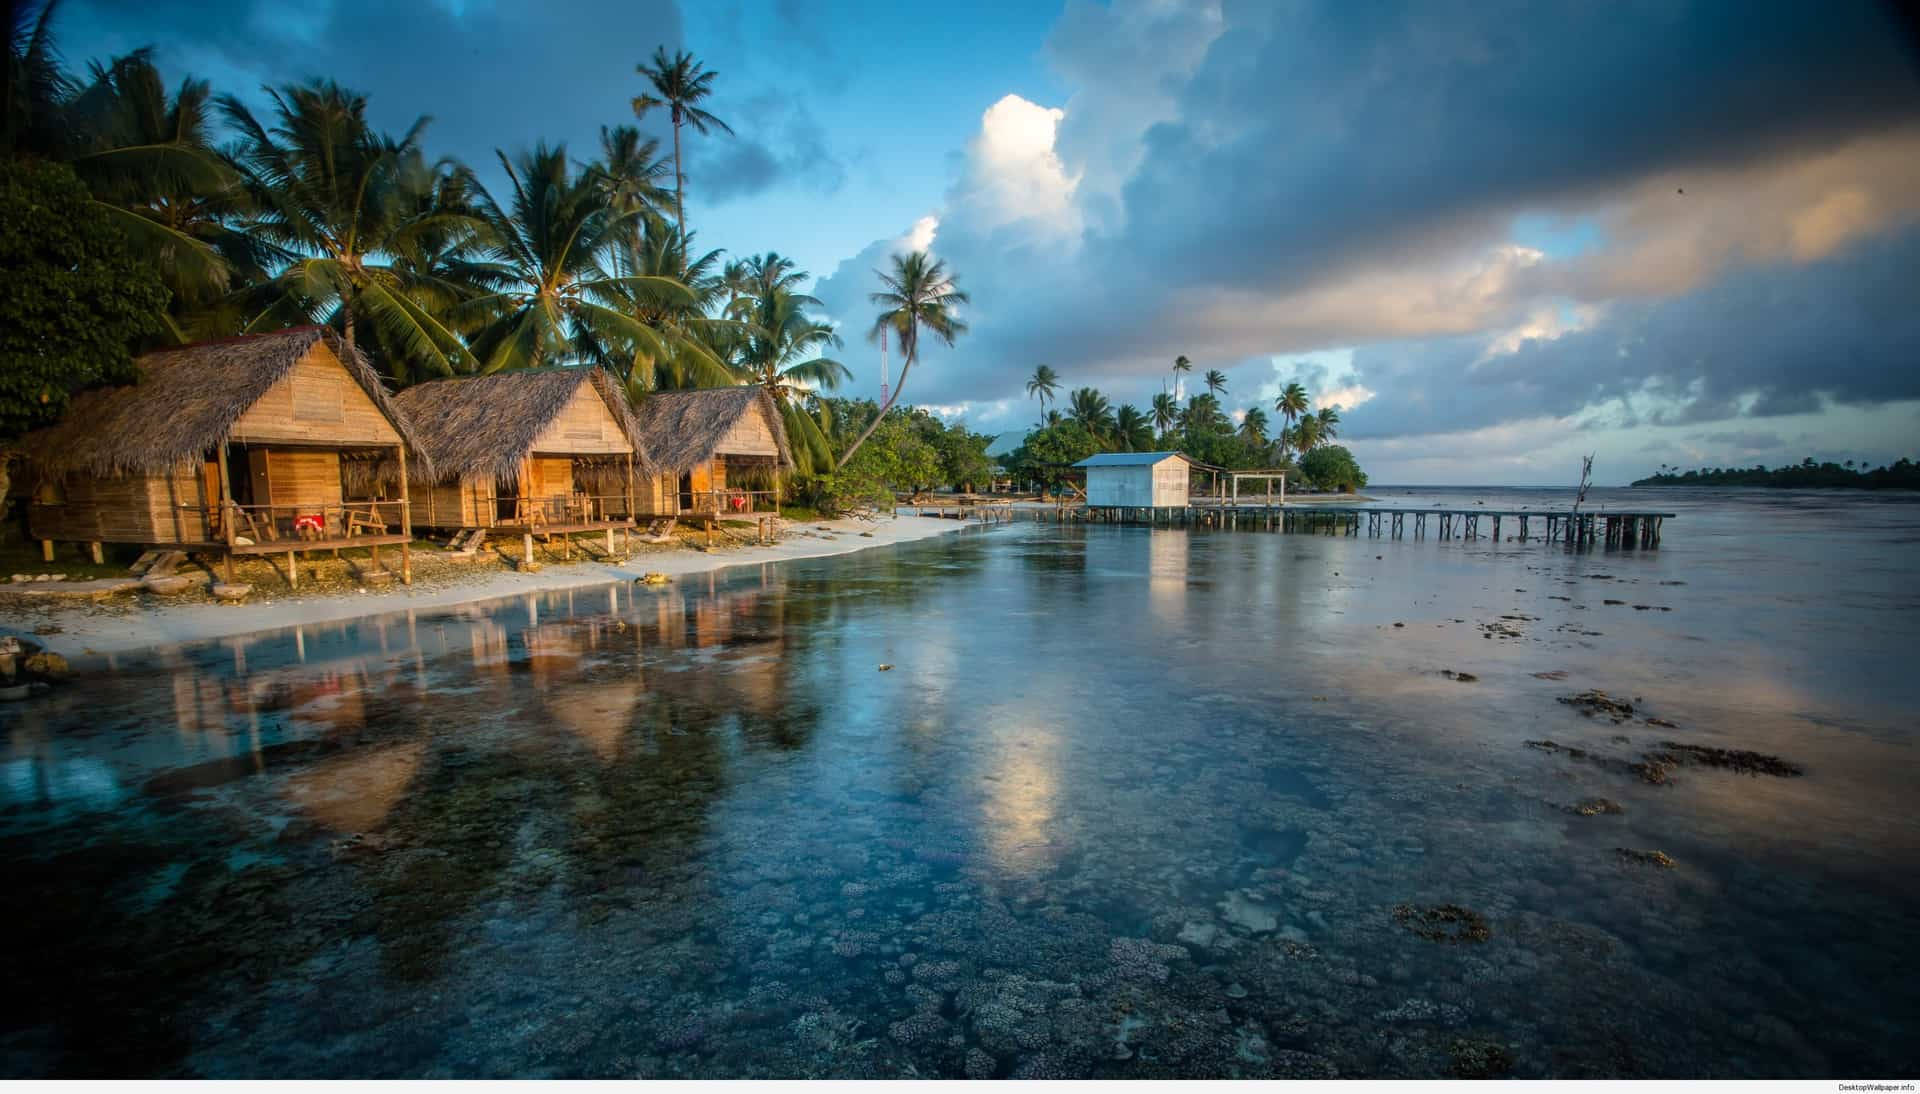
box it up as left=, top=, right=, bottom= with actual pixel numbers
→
left=0, top=4, right=981, bottom=515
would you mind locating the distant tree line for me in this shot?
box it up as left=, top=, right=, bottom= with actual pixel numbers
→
left=1632, top=457, right=1920, bottom=489
left=1002, top=359, right=1368, bottom=494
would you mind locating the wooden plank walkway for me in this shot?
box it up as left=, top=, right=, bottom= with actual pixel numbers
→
left=1025, top=504, right=1676, bottom=547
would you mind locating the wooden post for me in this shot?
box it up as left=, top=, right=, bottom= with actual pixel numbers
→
left=40, top=539, right=54, bottom=562
left=523, top=531, right=534, bottom=569
left=216, top=441, right=237, bottom=584
left=288, top=548, right=298, bottom=589
left=396, top=443, right=413, bottom=586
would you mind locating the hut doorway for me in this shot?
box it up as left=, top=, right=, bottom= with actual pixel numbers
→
left=496, top=476, right=520, bottom=523
left=678, top=472, right=694, bottom=511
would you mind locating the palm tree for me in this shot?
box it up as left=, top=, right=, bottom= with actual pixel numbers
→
left=221, top=80, right=474, bottom=374
left=1150, top=392, right=1180, bottom=436
left=1292, top=415, right=1323, bottom=454
left=1068, top=386, right=1115, bottom=442
left=594, top=123, right=672, bottom=267
left=631, top=47, right=732, bottom=234
left=1025, top=364, right=1060, bottom=423
left=457, top=143, right=695, bottom=373
left=1238, top=406, right=1269, bottom=446
left=733, top=285, right=848, bottom=475
left=1171, top=354, right=1191, bottom=400
left=64, top=50, right=255, bottom=324
left=1204, top=369, right=1228, bottom=397
left=595, top=216, right=736, bottom=393
left=4, top=0, right=72, bottom=159
left=837, top=250, right=968, bottom=468
left=1114, top=404, right=1152, bottom=453
left=1315, top=405, right=1341, bottom=442
left=1182, top=392, right=1225, bottom=434
left=1275, top=381, right=1309, bottom=430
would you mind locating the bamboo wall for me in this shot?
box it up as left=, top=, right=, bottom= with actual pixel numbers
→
left=417, top=476, right=495, bottom=528
left=527, top=383, right=633, bottom=455
left=29, top=464, right=208, bottom=544
left=229, top=344, right=402, bottom=447
left=717, top=406, right=780, bottom=458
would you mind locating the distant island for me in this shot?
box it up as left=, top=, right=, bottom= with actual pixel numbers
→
left=1632, top=457, right=1919, bottom=489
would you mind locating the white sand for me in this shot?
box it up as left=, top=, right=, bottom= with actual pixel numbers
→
left=21, top=514, right=975, bottom=657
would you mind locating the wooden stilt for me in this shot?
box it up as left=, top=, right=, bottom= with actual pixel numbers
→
left=41, top=539, right=55, bottom=562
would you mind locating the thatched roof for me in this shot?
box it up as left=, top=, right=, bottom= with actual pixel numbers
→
left=633, top=386, right=794, bottom=474
left=16, top=326, right=432, bottom=480
left=392, top=368, right=651, bottom=484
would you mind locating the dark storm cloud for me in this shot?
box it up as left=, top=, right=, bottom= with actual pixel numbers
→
left=1106, top=0, right=1920, bottom=294
left=1341, top=226, right=1920, bottom=440
left=62, top=0, right=686, bottom=175
left=816, top=0, right=1920, bottom=436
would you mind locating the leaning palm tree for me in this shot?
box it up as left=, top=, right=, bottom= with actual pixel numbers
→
left=1068, top=386, right=1115, bottom=443
left=1171, top=354, right=1191, bottom=400
left=1150, top=391, right=1180, bottom=436
left=221, top=80, right=474, bottom=374
left=1238, top=406, right=1269, bottom=446
left=631, top=46, right=732, bottom=234
left=1315, top=405, right=1341, bottom=442
left=1114, top=404, right=1152, bottom=453
left=1025, top=364, right=1060, bottom=424
left=1204, top=369, right=1228, bottom=397
left=457, top=143, right=695, bottom=373
left=837, top=250, right=968, bottom=468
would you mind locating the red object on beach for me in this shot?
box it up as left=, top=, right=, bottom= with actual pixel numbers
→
left=294, top=513, right=324, bottom=537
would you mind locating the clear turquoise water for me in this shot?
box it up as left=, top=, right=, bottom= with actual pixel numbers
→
left=3, top=489, right=1917, bottom=1077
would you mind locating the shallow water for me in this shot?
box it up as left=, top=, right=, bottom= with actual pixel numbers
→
left=3, top=488, right=1918, bottom=1078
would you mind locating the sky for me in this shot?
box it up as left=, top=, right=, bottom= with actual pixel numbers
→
left=58, top=0, right=1920, bottom=484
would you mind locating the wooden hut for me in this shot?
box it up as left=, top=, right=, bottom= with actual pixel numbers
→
left=392, top=368, right=649, bottom=559
left=632, top=387, right=794, bottom=542
left=15, top=326, right=429, bottom=585
left=1074, top=451, right=1193, bottom=508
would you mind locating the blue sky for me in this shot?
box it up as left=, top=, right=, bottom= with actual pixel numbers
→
left=57, top=0, right=1920, bottom=484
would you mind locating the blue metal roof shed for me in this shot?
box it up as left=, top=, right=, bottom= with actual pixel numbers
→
left=1073, top=452, right=1191, bottom=507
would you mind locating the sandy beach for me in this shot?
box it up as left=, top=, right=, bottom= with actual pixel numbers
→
left=9, top=513, right=973, bottom=658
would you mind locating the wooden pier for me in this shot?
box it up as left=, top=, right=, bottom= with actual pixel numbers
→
left=1025, top=504, right=1674, bottom=547
left=899, top=496, right=1018, bottom=523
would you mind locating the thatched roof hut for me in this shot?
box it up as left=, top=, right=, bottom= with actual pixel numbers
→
left=18, top=325, right=431, bottom=482
left=632, top=386, right=793, bottom=474
left=393, top=368, right=653, bottom=530
left=392, top=367, right=650, bottom=484
left=14, top=327, right=432, bottom=575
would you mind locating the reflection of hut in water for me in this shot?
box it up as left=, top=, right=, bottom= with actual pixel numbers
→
left=285, top=742, right=428, bottom=833
left=392, top=369, right=649, bottom=544
left=14, top=327, right=431, bottom=585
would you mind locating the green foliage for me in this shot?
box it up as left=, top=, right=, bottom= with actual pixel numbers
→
left=0, top=159, right=166, bottom=439
left=1006, top=421, right=1101, bottom=493
left=1299, top=444, right=1368, bottom=492
left=1632, top=457, right=1920, bottom=489
left=811, top=414, right=939, bottom=515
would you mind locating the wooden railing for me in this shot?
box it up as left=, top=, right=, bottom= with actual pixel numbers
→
left=506, top=493, right=636, bottom=527
left=210, top=501, right=410, bottom=545
left=684, top=489, right=778, bottom=516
